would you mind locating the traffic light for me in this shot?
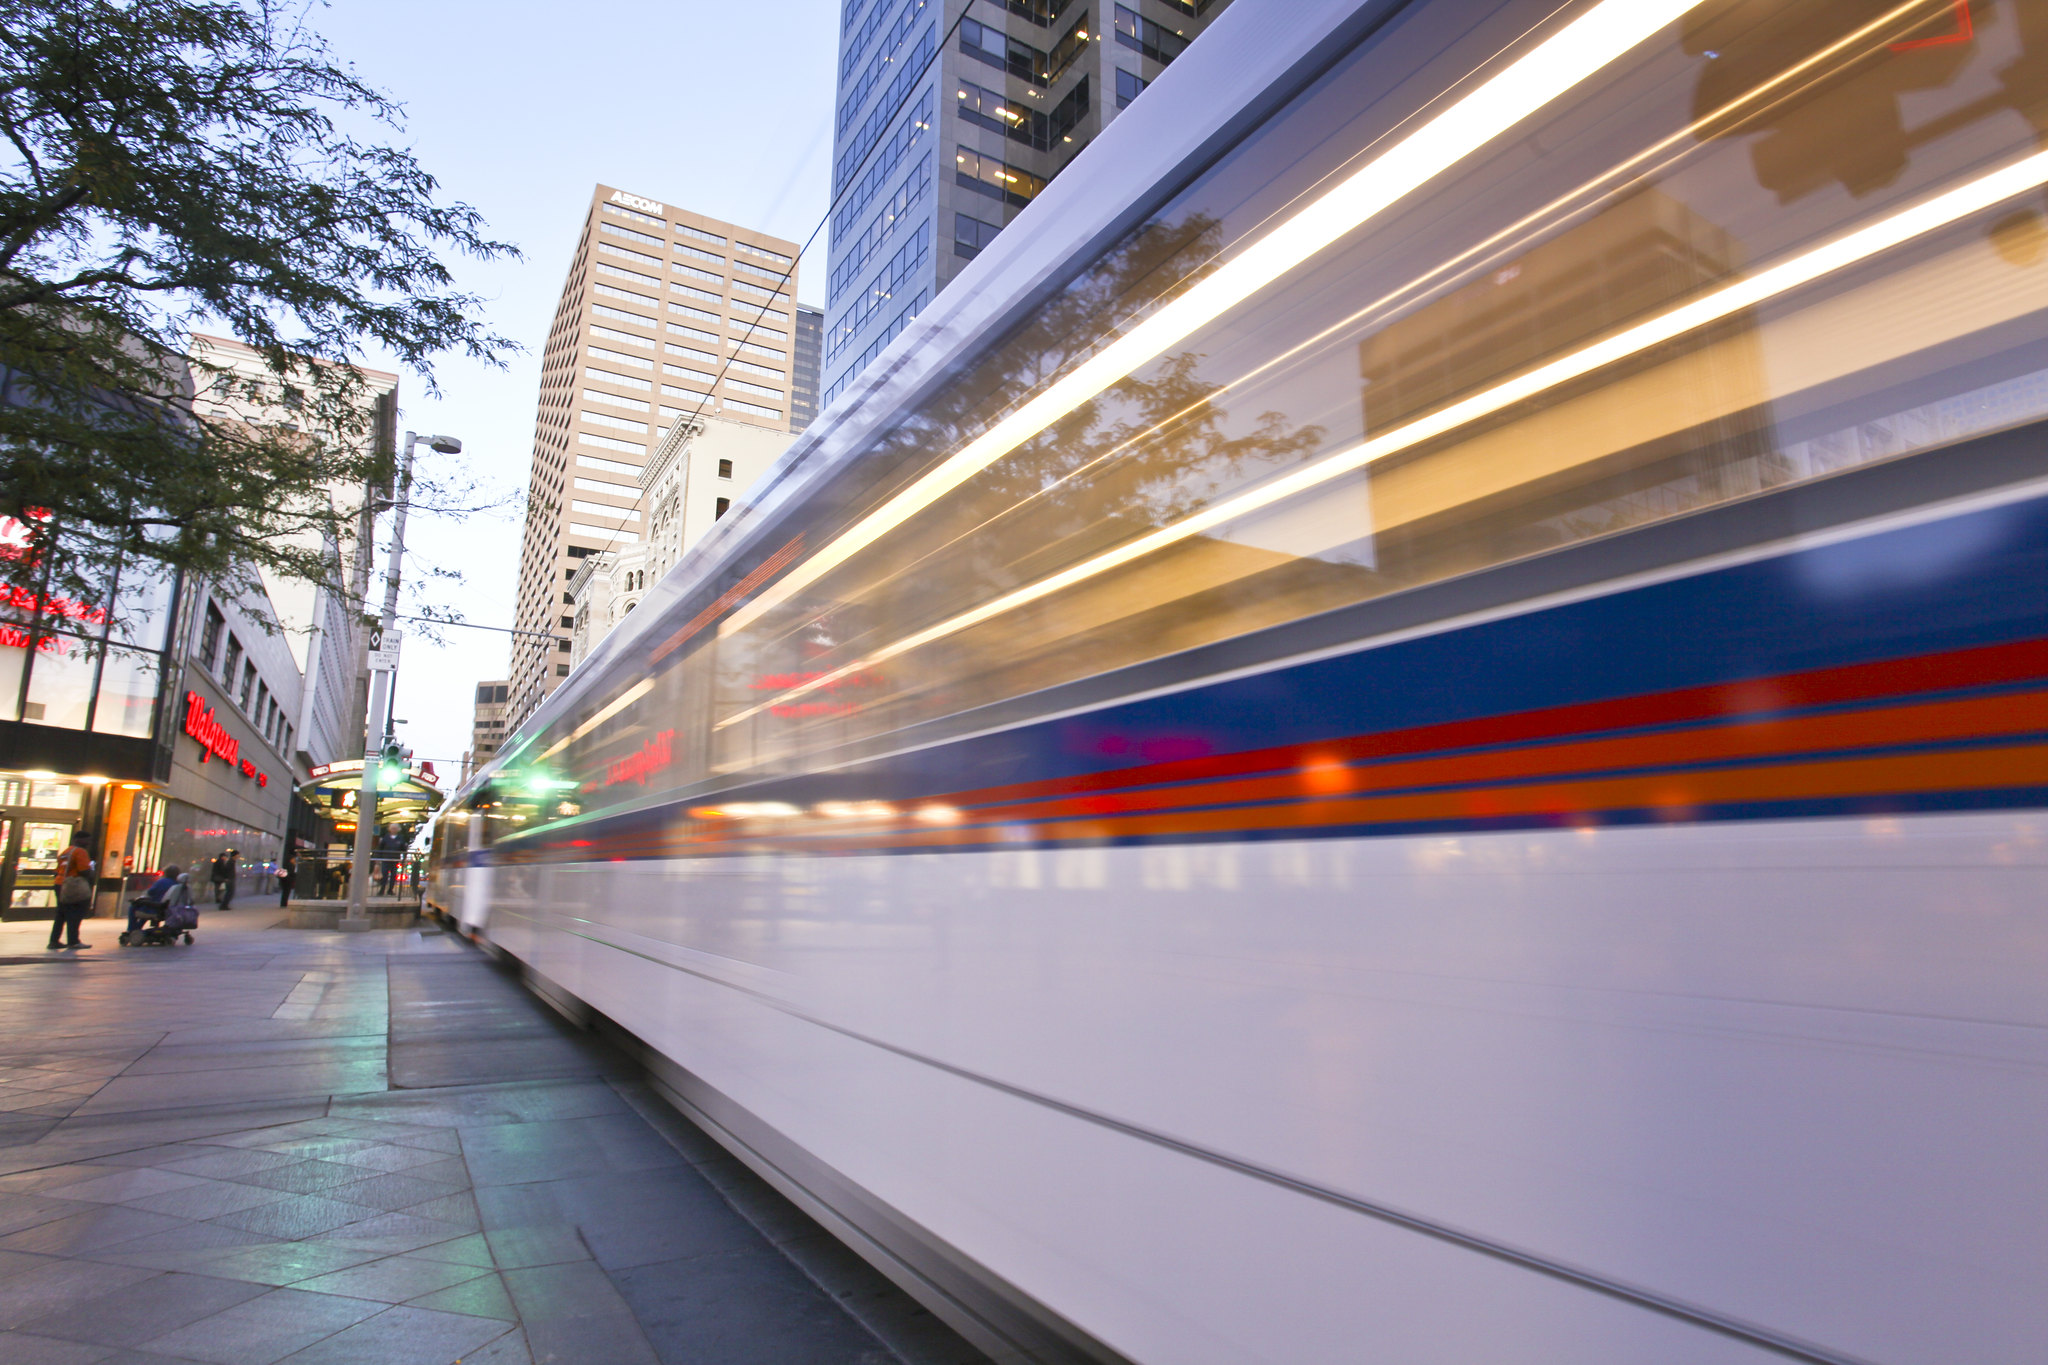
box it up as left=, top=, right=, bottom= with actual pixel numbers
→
left=377, top=741, right=407, bottom=788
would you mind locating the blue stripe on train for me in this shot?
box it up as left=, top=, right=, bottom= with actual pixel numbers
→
left=864, top=491, right=2048, bottom=797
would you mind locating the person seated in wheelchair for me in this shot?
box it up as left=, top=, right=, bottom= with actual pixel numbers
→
left=123, top=868, right=197, bottom=946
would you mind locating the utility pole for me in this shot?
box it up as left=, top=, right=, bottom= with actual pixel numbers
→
left=341, top=429, right=460, bottom=928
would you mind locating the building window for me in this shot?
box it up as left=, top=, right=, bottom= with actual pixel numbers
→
left=955, top=146, right=1046, bottom=208
left=715, top=498, right=731, bottom=518
left=1050, top=75, right=1090, bottom=144
left=1045, top=10, right=1091, bottom=85
left=1114, top=5, right=1190, bottom=64
left=557, top=663, right=571, bottom=676
left=557, top=639, right=571, bottom=652
left=198, top=603, right=224, bottom=670
left=221, top=633, right=242, bottom=685
left=238, top=659, right=256, bottom=709
left=960, top=17, right=1048, bottom=86
left=475, top=683, right=494, bottom=703
left=957, top=79, right=1048, bottom=149
left=955, top=212, right=1002, bottom=260
left=1002, top=0, right=1075, bottom=25
left=1116, top=67, right=1147, bottom=108
left=717, top=458, right=733, bottom=478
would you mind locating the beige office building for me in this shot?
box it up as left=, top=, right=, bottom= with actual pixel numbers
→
left=507, top=185, right=804, bottom=727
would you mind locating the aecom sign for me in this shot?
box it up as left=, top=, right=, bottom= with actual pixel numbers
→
left=610, top=190, right=664, bottom=214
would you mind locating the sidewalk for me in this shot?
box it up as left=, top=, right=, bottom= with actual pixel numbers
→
left=0, top=910, right=986, bottom=1365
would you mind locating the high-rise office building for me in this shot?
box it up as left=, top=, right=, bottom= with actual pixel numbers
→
left=822, top=0, right=1235, bottom=409
left=791, top=304, right=823, bottom=432
left=465, top=679, right=510, bottom=781
left=506, top=185, right=803, bottom=727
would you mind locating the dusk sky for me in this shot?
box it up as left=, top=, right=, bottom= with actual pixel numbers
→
left=310, top=0, right=839, bottom=774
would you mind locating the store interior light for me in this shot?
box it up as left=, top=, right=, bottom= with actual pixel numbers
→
left=718, top=0, right=1704, bottom=644
left=119, top=783, right=144, bottom=790
left=22, top=770, right=56, bottom=779
left=78, top=775, right=109, bottom=785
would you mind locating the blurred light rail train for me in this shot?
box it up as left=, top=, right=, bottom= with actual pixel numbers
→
left=429, top=1, right=2048, bottom=1359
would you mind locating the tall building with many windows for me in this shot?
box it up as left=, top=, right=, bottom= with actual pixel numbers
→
left=791, top=305, right=824, bottom=432
left=822, top=0, right=1234, bottom=409
left=506, top=186, right=803, bottom=728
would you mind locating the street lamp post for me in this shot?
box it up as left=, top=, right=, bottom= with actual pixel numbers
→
left=341, top=429, right=460, bottom=929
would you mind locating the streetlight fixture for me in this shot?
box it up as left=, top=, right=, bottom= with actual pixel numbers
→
left=342, top=430, right=460, bottom=928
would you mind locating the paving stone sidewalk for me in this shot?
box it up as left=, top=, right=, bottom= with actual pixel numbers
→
left=0, top=909, right=984, bottom=1365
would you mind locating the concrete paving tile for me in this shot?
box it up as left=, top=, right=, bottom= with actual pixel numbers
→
left=271, top=1303, right=510, bottom=1365
left=520, top=1308, right=659, bottom=1365
left=74, top=1065, right=386, bottom=1118
left=0, top=1191, right=87, bottom=1237
left=399, top=1156, right=471, bottom=1188
left=226, top=1162, right=366, bottom=1196
left=89, top=1221, right=273, bottom=1255
left=288, top=1254, right=490, bottom=1303
left=207, top=1195, right=383, bottom=1241
left=0, top=1166, right=117, bottom=1196
left=380, top=1130, right=461, bottom=1156
left=0, top=1328, right=118, bottom=1362
left=498, top=1259, right=630, bottom=1324
left=406, top=1234, right=493, bottom=1270
left=254, top=1138, right=383, bottom=1164
left=29, top=1168, right=207, bottom=1205
left=457, top=1115, right=683, bottom=1188
left=442, top=1326, right=530, bottom=1365
left=393, top=1192, right=480, bottom=1233
left=0, top=1247, right=59, bottom=1281
left=0, top=1207, right=193, bottom=1256
left=125, top=1180, right=291, bottom=1222
left=319, top=1144, right=447, bottom=1175
left=317, top=1171, right=463, bottom=1214
left=613, top=1247, right=896, bottom=1365
left=155, top=1151, right=301, bottom=1181
left=481, top=1225, right=589, bottom=1271
left=137, top=1286, right=384, bottom=1365
left=541, top=1172, right=760, bottom=1273
left=404, top=1271, right=517, bottom=1322
left=333, top=1079, right=625, bottom=1130
left=0, top=1258, right=159, bottom=1328
left=121, top=1038, right=384, bottom=1077
left=20, top=1271, right=268, bottom=1348
left=309, top=1211, right=473, bottom=1256
left=168, top=1243, right=381, bottom=1288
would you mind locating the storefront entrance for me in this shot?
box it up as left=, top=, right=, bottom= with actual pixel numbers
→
left=0, top=776, right=87, bottom=919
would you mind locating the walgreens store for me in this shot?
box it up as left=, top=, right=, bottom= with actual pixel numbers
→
left=0, top=531, right=292, bottom=919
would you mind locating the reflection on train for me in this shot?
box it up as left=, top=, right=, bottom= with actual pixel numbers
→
left=432, top=2, right=2048, bottom=1361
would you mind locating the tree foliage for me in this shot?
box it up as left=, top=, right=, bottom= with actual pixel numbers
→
left=0, top=0, right=516, bottom=612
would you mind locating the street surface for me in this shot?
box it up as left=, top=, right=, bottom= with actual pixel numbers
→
left=0, top=909, right=979, bottom=1365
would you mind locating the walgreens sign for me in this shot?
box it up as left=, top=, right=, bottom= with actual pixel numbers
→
left=183, top=692, right=268, bottom=787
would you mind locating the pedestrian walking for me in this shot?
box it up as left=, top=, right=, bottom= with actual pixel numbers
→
left=278, top=851, right=297, bottom=908
left=211, top=848, right=238, bottom=910
left=46, top=831, right=93, bottom=951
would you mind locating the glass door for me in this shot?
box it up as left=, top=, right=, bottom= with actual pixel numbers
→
left=10, top=822, right=71, bottom=912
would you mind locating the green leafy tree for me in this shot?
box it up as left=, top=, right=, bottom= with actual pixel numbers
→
left=0, top=0, right=517, bottom=613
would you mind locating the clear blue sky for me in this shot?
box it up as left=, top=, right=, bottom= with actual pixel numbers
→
left=305, top=0, right=841, bottom=775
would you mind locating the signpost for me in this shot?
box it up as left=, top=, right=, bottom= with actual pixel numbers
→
left=341, top=431, right=458, bottom=929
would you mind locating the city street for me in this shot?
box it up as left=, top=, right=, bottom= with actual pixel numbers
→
left=0, top=912, right=974, bottom=1365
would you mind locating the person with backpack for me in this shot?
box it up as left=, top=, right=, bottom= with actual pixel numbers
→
left=46, top=832, right=94, bottom=951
